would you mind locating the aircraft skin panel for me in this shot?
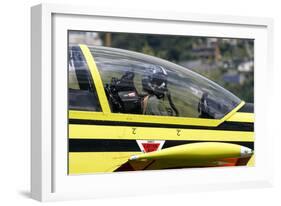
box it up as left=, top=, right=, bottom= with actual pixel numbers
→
left=69, top=124, right=254, bottom=141
left=69, top=152, right=140, bottom=174
left=68, top=115, right=254, bottom=174
left=69, top=110, right=220, bottom=127
left=226, top=112, right=254, bottom=123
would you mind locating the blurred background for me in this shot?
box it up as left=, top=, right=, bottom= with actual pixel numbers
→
left=69, top=31, right=254, bottom=103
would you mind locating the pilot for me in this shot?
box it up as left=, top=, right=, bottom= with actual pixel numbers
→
left=142, top=66, right=179, bottom=116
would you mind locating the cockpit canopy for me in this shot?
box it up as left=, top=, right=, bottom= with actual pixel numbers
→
left=69, top=45, right=241, bottom=119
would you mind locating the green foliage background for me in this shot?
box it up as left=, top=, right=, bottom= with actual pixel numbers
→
left=99, top=32, right=254, bottom=102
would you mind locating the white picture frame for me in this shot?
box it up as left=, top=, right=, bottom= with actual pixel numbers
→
left=31, top=3, right=274, bottom=202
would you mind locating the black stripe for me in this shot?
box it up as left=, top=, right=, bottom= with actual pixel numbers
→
left=69, top=119, right=254, bottom=132
left=238, top=103, right=254, bottom=113
left=69, top=139, right=254, bottom=152
left=69, top=139, right=139, bottom=152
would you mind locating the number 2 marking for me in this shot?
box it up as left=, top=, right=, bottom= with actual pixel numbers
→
left=132, top=128, right=137, bottom=135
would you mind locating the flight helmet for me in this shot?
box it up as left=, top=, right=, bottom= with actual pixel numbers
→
left=142, top=65, right=168, bottom=98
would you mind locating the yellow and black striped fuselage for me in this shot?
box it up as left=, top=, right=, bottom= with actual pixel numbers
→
left=68, top=104, right=254, bottom=174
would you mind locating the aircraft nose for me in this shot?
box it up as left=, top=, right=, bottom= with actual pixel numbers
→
left=240, top=146, right=253, bottom=157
